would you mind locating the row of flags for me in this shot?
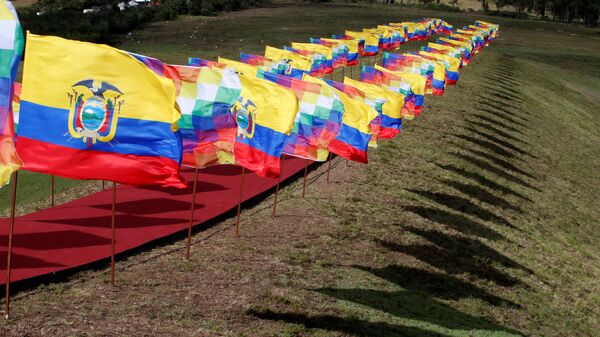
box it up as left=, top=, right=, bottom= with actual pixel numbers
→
left=0, top=0, right=499, bottom=190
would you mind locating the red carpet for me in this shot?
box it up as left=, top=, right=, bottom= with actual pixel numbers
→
left=0, top=157, right=309, bottom=286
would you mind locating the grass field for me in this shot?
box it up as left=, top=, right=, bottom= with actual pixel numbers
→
left=2, top=3, right=600, bottom=336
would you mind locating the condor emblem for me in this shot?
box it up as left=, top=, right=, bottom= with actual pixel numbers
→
left=67, top=80, right=124, bottom=146
left=230, top=97, right=257, bottom=139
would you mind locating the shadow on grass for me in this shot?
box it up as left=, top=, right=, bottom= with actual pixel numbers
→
left=466, top=119, right=529, bottom=146
left=471, top=113, right=527, bottom=136
left=451, top=133, right=521, bottom=161
left=438, top=178, right=525, bottom=215
left=376, top=234, right=527, bottom=287
left=406, top=188, right=517, bottom=229
left=402, top=205, right=505, bottom=241
left=481, top=80, right=523, bottom=96
left=485, top=73, right=520, bottom=87
left=480, top=89, right=525, bottom=105
left=315, top=287, right=522, bottom=334
left=462, top=126, right=536, bottom=159
left=248, top=308, right=452, bottom=337
left=354, top=265, right=519, bottom=308
left=450, top=151, right=539, bottom=190
left=479, top=98, right=527, bottom=119
left=480, top=85, right=524, bottom=103
left=435, top=163, right=532, bottom=202
left=477, top=107, right=529, bottom=129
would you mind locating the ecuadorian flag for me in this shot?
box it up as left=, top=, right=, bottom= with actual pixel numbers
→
left=345, top=31, right=379, bottom=57
left=419, top=50, right=461, bottom=85
left=305, top=76, right=378, bottom=164
left=344, top=77, right=404, bottom=139
left=16, top=34, right=186, bottom=188
left=233, top=74, right=298, bottom=178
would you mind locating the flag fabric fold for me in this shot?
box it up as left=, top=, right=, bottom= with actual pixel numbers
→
left=0, top=0, right=24, bottom=187
left=257, top=70, right=344, bottom=161
left=306, top=76, right=378, bottom=163
left=16, top=34, right=186, bottom=188
left=343, top=77, right=403, bottom=139
left=232, top=73, right=298, bottom=178
left=174, top=65, right=241, bottom=169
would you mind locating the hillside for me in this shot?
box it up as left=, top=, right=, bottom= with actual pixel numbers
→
left=1, top=3, right=600, bottom=336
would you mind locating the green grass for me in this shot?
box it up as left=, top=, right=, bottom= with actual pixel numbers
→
left=2, top=3, right=599, bottom=337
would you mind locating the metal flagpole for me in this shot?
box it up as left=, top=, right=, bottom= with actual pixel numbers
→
left=4, top=172, right=18, bottom=319
left=235, top=167, right=246, bottom=237
left=110, top=182, right=116, bottom=287
left=186, top=167, right=200, bottom=259
left=272, top=155, right=284, bottom=217
left=102, top=180, right=105, bottom=190
left=301, top=159, right=309, bottom=198
left=51, top=175, right=55, bottom=207
left=326, top=153, right=332, bottom=182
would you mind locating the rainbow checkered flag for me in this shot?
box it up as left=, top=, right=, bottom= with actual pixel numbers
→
left=0, top=0, right=23, bottom=187
left=174, top=65, right=242, bottom=168
left=257, top=69, right=344, bottom=161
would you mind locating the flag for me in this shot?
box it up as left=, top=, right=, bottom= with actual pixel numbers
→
left=16, top=34, right=186, bottom=187
left=345, top=31, right=379, bottom=56
left=174, top=65, right=241, bottom=168
left=309, top=38, right=348, bottom=69
left=291, top=42, right=334, bottom=75
left=323, top=79, right=383, bottom=149
left=388, top=53, right=446, bottom=96
left=304, top=76, right=378, bottom=163
left=438, top=37, right=474, bottom=64
left=362, top=65, right=427, bottom=118
left=419, top=50, right=461, bottom=85
left=377, top=25, right=406, bottom=48
left=0, top=0, right=23, bottom=187
left=427, top=42, right=463, bottom=61
left=283, top=46, right=327, bottom=77
left=332, top=34, right=364, bottom=61
left=232, top=73, right=298, bottom=178
left=240, top=53, right=273, bottom=67
left=257, top=70, right=344, bottom=161
left=188, top=57, right=223, bottom=68
left=343, top=77, right=404, bottom=139
left=218, top=57, right=261, bottom=77
left=237, top=54, right=296, bottom=77
left=264, top=46, right=312, bottom=78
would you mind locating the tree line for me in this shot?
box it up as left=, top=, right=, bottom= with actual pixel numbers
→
left=17, top=0, right=266, bottom=43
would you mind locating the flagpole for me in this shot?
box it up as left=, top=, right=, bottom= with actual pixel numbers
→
left=4, top=171, right=18, bottom=319
left=186, top=167, right=200, bottom=259
left=51, top=175, right=55, bottom=207
left=102, top=180, right=105, bottom=190
left=302, top=159, right=309, bottom=198
left=110, top=182, right=116, bottom=287
left=272, top=155, right=285, bottom=217
left=326, top=153, right=332, bottom=182
left=235, top=167, right=246, bottom=237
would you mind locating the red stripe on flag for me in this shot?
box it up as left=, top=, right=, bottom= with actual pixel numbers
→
left=18, top=137, right=186, bottom=188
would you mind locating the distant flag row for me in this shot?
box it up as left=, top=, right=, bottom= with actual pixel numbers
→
left=1, top=4, right=499, bottom=189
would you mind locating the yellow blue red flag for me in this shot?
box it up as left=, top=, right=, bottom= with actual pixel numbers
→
left=16, top=34, right=186, bottom=187
left=232, top=74, right=298, bottom=178
left=343, top=77, right=404, bottom=139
